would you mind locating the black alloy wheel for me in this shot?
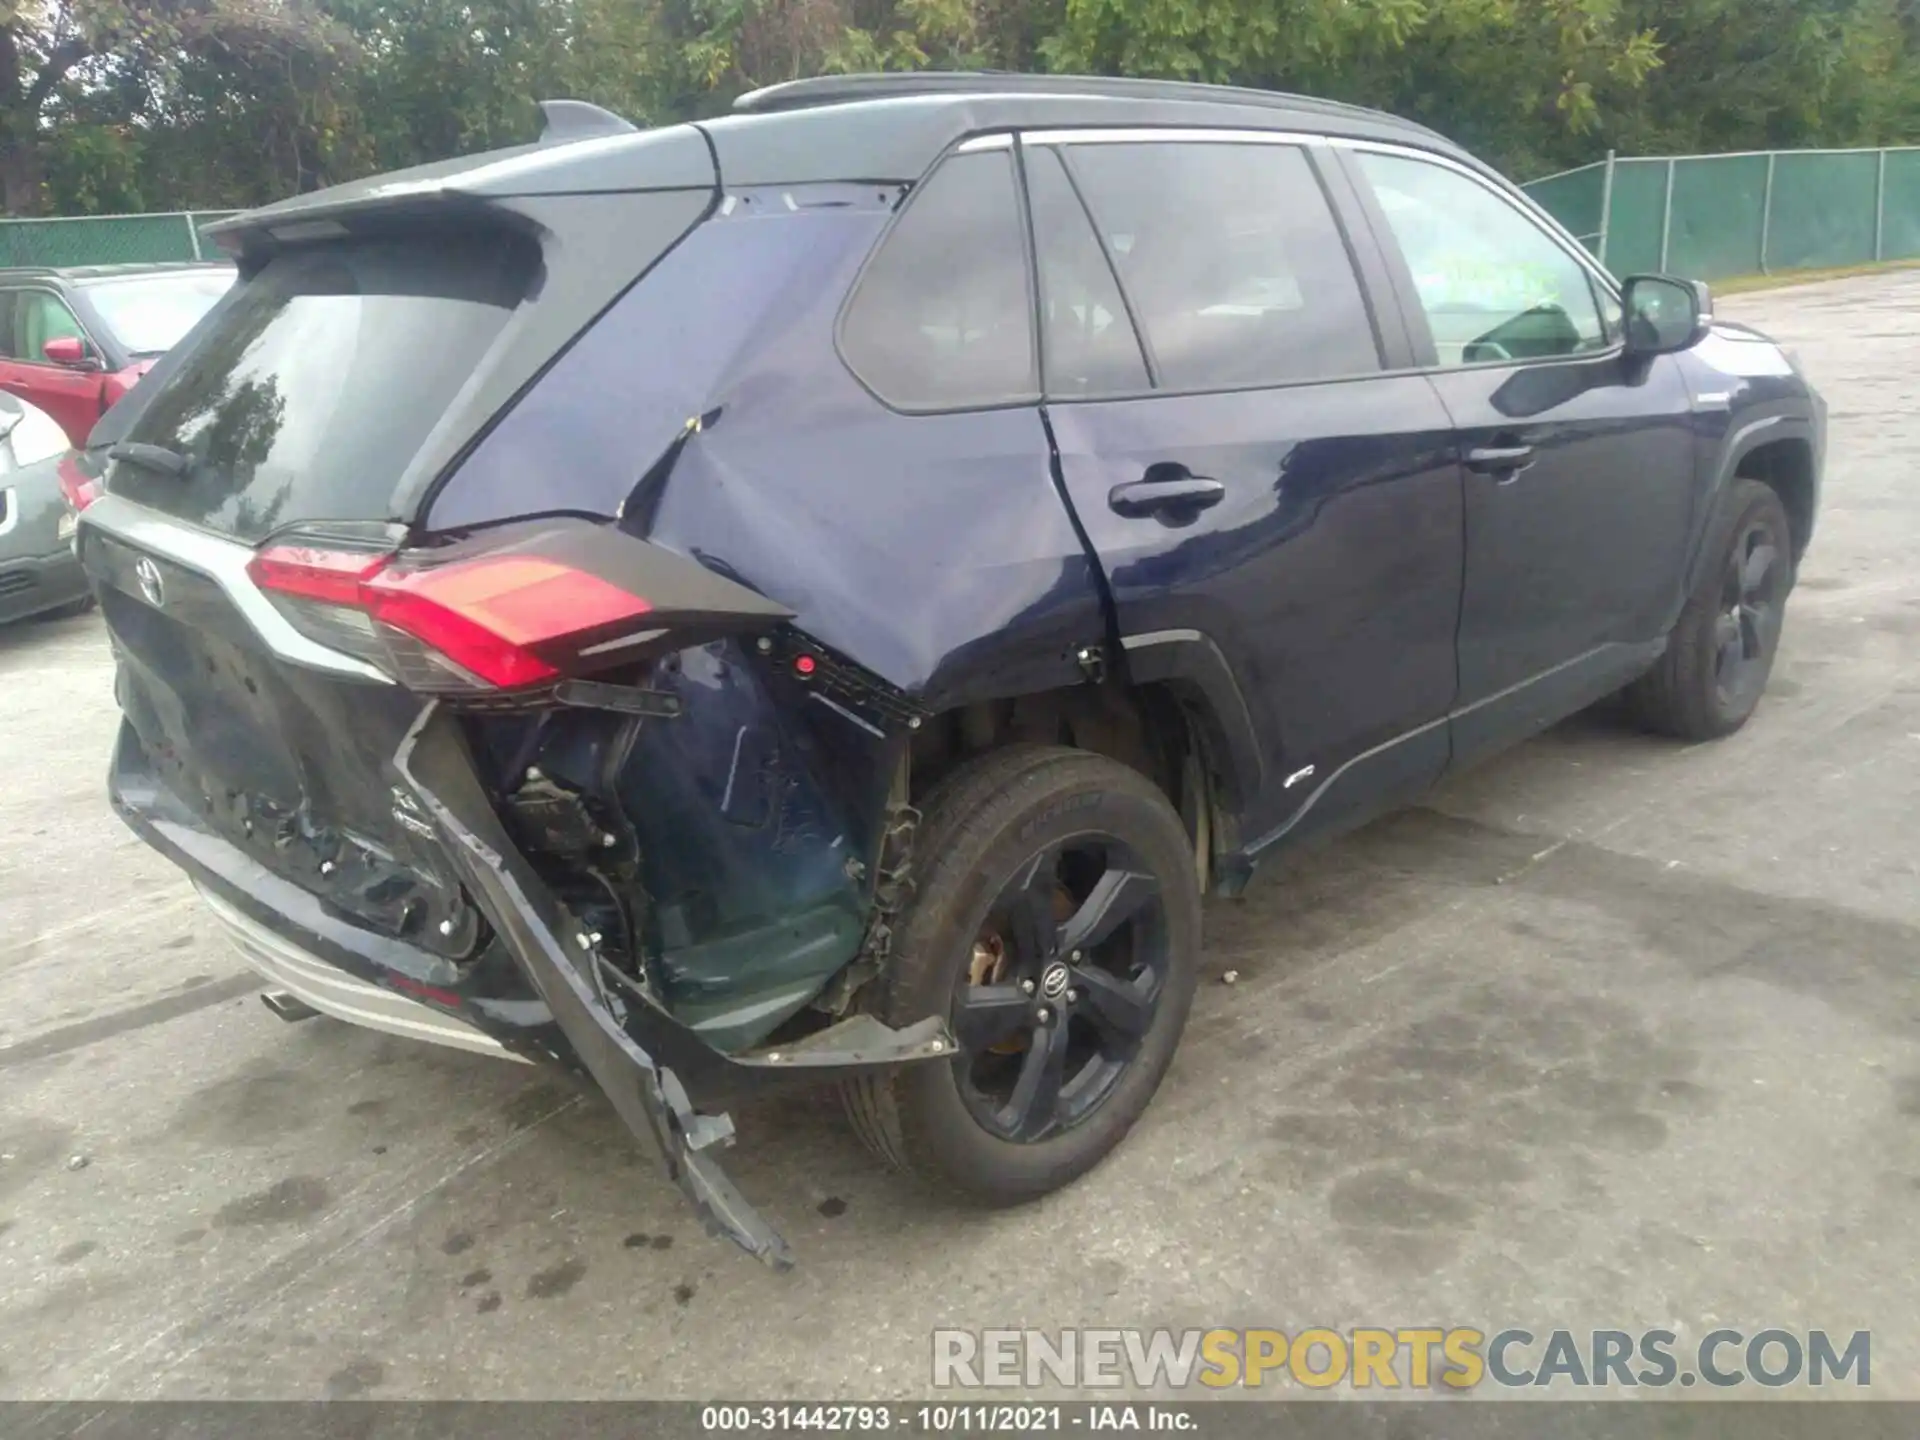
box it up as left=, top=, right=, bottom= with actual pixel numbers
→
left=839, top=745, right=1201, bottom=1202
left=952, top=837, right=1170, bottom=1143
left=1713, top=517, right=1785, bottom=715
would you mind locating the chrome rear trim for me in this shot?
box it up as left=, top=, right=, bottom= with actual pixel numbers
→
left=78, top=492, right=392, bottom=683
left=196, top=884, right=525, bottom=1062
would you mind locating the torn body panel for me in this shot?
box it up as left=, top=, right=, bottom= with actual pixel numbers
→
left=395, top=702, right=951, bottom=1266
left=467, top=633, right=907, bottom=1054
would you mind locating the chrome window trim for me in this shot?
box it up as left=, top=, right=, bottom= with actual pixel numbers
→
left=1022, top=126, right=1320, bottom=149
left=78, top=491, right=394, bottom=684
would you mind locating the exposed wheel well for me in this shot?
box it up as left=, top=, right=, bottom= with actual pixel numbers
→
left=909, top=684, right=1219, bottom=877
left=1737, top=438, right=1816, bottom=561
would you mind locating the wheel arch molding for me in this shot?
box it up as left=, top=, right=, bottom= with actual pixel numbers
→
left=1687, top=413, right=1820, bottom=597
left=1116, top=628, right=1264, bottom=814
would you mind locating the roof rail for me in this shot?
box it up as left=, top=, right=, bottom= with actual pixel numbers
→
left=538, top=99, right=639, bottom=143
left=732, top=71, right=1430, bottom=135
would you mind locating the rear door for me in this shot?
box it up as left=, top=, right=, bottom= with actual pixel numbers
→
left=1341, top=146, right=1699, bottom=763
left=1028, top=131, right=1466, bottom=852
left=0, top=288, right=107, bottom=445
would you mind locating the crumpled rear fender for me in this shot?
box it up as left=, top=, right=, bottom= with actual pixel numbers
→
left=392, top=702, right=953, bottom=1268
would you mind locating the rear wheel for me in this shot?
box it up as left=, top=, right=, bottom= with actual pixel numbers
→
left=841, top=746, right=1201, bottom=1202
left=1627, top=478, right=1793, bottom=740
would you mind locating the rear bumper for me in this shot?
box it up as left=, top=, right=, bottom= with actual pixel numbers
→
left=109, top=709, right=953, bottom=1268
left=0, top=545, right=87, bottom=624
left=195, top=883, right=527, bottom=1062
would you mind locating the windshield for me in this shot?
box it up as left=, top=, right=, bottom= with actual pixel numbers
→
left=83, top=270, right=237, bottom=356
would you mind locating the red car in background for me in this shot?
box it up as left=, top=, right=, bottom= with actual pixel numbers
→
left=0, top=263, right=234, bottom=448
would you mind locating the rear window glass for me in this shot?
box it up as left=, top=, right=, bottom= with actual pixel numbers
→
left=839, top=150, right=1037, bottom=411
left=84, top=270, right=235, bottom=357
left=112, top=231, right=532, bottom=539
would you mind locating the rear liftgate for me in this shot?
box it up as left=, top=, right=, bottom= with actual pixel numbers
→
left=249, top=515, right=952, bottom=1267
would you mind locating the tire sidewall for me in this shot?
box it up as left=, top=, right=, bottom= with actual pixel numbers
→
left=1685, top=481, right=1793, bottom=731
left=883, top=760, right=1201, bottom=1195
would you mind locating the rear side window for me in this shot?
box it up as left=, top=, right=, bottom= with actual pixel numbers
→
left=1027, top=146, right=1150, bottom=397
left=840, top=150, right=1037, bottom=411
left=1064, top=141, right=1380, bottom=391
left=113, top=231, right=533, bottom=540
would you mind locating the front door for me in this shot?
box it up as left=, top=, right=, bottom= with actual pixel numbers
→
left=1025, top=133, right=1466, bottom=853
left=1345, top=148, right=1700, bottom=763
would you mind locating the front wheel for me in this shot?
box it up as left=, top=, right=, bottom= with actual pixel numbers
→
left=1626, top=478, right=1793, bottom=741
left=841, top=746, right=1201, bottom=1203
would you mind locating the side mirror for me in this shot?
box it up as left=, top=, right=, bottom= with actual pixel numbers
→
left=1621, top=275, right=1712, bottom=357
left=42, top=336, right=97, bottom=369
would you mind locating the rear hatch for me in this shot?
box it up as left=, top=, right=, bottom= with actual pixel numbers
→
left=87, top=226, right=546, bottom=950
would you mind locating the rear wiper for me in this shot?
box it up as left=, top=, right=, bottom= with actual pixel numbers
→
left=108, top=441, right=190, bottom=476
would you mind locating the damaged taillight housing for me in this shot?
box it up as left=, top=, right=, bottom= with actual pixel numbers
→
left=246, top=518, right=793, bottom=694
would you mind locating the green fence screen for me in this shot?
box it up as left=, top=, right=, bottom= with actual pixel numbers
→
left=0, top=211, right=235, bottom=268
left=1, top=145, right=1914, bottom=284
left=1525, top=145, right=1920, bottom=281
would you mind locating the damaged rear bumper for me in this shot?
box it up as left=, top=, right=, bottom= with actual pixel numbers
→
left=110, top=709, right=953, bottom=1268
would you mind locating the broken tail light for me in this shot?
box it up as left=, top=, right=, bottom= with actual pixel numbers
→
left=247, top=519, right=794, bottom=693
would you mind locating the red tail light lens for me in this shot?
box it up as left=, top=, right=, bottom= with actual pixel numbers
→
left=57, top=455, right=101, bottom=512
left=247, top=543, right=653, bottom=691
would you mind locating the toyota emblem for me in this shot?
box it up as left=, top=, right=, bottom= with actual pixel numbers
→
left=134, top=556, right=165, bottom=608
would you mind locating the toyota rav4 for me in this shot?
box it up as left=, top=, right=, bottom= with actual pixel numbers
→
left=77, top=75, right=1826, bottom=1267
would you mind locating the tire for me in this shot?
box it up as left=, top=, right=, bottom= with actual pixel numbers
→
left=840, top=745, right=1201, bottom=1203
left=1626, top=477, right=1793, bottom=741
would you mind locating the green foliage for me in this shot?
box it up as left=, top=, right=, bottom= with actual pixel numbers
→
left=6, top=0, right=1920, bottom=215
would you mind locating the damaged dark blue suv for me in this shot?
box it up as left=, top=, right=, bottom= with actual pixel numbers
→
left=78, top=74, right=1826, bottom=1267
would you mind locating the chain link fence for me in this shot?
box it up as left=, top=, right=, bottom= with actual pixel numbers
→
left=0, top=210, right=236, bottom=268
left=1524, top=145, right=1920, bottom=281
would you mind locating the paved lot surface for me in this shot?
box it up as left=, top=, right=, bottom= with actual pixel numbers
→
left=2, top=276, right=1918, bottom=1401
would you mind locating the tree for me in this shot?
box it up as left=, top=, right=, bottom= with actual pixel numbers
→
left=19, top=0, right=1920, bottom=217
left=0, top=0, right=342, bottom=214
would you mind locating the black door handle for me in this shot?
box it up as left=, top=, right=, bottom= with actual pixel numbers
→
left=1109, top=466, right=1226, bottom=519
left=1464, top=444, right=1536, bottom=477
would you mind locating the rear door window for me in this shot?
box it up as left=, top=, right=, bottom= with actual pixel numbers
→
left=839, top=149, right=1038, bottom=411
left=112, top=230, right=534, bottom=539
left=1062, top=140, right=1381, bottom=391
